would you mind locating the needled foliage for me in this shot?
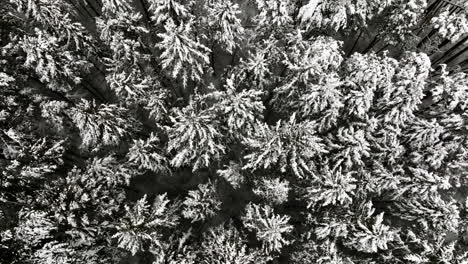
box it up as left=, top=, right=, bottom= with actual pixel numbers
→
left=2, top=0, right=468, bottom=263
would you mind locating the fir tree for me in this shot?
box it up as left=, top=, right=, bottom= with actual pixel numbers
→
left=2, top=0, right=468, bottom=263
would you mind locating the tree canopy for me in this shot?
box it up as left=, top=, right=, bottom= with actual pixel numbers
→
left=1, top=0, right=468, bottom=263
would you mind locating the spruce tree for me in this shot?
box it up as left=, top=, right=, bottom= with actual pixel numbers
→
left=2, top=0, right=468, bottom=263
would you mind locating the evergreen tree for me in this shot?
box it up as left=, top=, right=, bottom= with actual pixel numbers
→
left=2, top=0, right=468, bottom=263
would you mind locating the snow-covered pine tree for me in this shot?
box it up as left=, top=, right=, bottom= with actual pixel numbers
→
left=2, top=0, right=468, bottom=263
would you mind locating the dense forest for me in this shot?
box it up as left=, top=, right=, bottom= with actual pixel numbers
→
left=1, top=0, right=468, bottom=263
